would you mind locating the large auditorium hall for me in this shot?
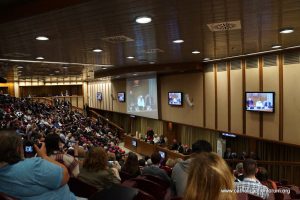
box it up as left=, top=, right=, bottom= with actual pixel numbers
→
left=1, top=0, right=300, bottom=200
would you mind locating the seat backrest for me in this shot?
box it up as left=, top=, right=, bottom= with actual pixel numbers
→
left=120, top=171, right=137, bottom=183
left=134, top=190, right=155, bottom=200
left=248, top=194, right=263, bottom=200
left=131, top=177, right=166, bottom=200
left=139, top=175, right=170, bottom=189
left=89, top=184, right=138, bottom=200
left=68, top=177, right=98, bottom=198
left=0, top=193, right=19, bottom=200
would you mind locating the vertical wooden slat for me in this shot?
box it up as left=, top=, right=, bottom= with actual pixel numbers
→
left=259, top=56, right=264, bottom=138
left=214, top=64, right=218, bottom=130
left=227, top=62, right=231, bottom=132
left=278, top=53, right=284, bottom=141
left=203, top=71, right=206, bottom=127
left=242, top=59, right=246, bottom=134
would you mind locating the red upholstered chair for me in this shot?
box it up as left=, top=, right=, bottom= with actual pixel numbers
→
left=139, top=174, right=170, bottom=189
left=68, top=177, right=98, bottom=198
left=120, top=171, right=137, bottom=183
left=248, top=194, right=264, bottom=200
left=0, top=193, right=19, bottom=200
left=134, top=190, right=156, bottom=200
left=237, top=193, right=249, bottom=200
left=122, top=177, right=167, bottom=200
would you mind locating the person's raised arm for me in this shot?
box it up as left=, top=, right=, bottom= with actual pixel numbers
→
left=34, top=143, right=69, bottom=186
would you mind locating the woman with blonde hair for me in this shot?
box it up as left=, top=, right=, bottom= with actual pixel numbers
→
left=78, top=147, right=120, bottom=191
left=184, top=152, right=236, bottom=200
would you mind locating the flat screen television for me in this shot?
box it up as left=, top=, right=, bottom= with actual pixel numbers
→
left=132, top=139, right=137, bottom=147
left=168, top=92, right=183, bottom=106
left=96, top=92, right=102, bottom=101
left=117, top=92, right=126, bottom=102
left=245, top=92, right=274, bottom=112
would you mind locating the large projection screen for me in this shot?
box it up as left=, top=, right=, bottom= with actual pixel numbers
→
left=126, top=75, right=158, bottom=119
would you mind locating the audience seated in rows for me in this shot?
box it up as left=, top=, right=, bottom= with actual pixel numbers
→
left=235, top=159, right=269, bottom=199
left=256, top=167, right=277, bottom=190
left=184, top=152, right=236, bottom=200
left=77, top=147, right=120, bottom=191
left=0, top=130, right=76, bottom=200
left=45, top=133, right=79, bottom=177
left=172, top=140, right=212, bottom=197
left=121, top=152, right=141, bottom=178
left=142, top=152, right=172, bottom=184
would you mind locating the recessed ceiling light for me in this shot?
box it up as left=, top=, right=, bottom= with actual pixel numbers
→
left=279, top=28, right=294, bottom=34
left=36, top=57, right=44, bottom=60
left=49, top=74, right=54, bottom=76
left=192, top=50, right=200, bottom=54
left=63, top=66, right=68, bottom=69
left=36, top=36, right=49, bottom=41
left=102, top=67, right=107, bottom=69
left=136, top=16, right=152, bottom=24
left=93, top=49, right=103, bottom=52
left=55, top=70, right=59, bottom=73
left=17, top=66, right=23, bottom=69
left=173, top=39, right=184, bottom=44
left=127, top=56, right=135, bottom=59
left=149, top=61, right=155, bottom=64
left=271, top=45, right=282, bottom=49
left=133, top=73, right=138, bottom=76
left=203, top=58, right=210, bottom=61
left=116, top=76, right=120, bottom=78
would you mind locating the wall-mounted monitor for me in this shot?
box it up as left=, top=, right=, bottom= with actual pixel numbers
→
left=168, top=92, right=183, bottom=106
left=117, top=92, right=126, bottom=102
left=245, top=92, right=274, bottom=113
left=158, top=151, right=166, bottom=159
left=96, top=92, right=102, bottom=101
left=222, top=132, right=237, bottom=138
left=132, top=139, right=137, bottom=147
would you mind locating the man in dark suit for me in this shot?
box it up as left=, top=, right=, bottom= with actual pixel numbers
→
left=223, top=147, right=233, bottom=159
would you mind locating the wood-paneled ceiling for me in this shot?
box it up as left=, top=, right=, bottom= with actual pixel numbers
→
left=1, top=0, right=300, bottom=81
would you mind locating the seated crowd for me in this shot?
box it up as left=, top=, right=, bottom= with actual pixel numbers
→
left=0, top=94, right=298, bottom=200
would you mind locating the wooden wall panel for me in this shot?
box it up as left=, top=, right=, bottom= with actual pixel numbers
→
left=263, top=65, right=279, bottom=141
left=205, top=71, right=215, bottom=129
left=230, top=69, right=243, bottom=134
left=283, top=64, right=300, bottom=145
left=88, top=81, right=112, bottom=111
left=245, top=67, right=260, bottom=137
left=160, top=73, right=204, bottom=127
left=217, top=71, right=228, bottom=131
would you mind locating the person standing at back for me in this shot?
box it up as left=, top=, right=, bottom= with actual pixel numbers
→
left=171, top=140, right=212, bottom=197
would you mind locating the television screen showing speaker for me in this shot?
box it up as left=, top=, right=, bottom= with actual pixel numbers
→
left=158, top=151, right=166, bottom=159
left=132, top=139, right=137, bottom=147
left=245, top=92, right=274, bottom=112
left=117, top=92, right=125, bottom=102
left=168, top=92, right=183, bottom=106
left=96, top=92, right=102, bottom=101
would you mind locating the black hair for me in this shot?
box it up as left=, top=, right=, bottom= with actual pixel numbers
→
left=243, top=159, right=257, bottom=176
left=45, top=133, right=60, bottom=155
left=192, top=140, right=212, bottom=153
left=151, top=152, right=161, bottom=165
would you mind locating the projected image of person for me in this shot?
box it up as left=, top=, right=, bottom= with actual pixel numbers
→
left=145, top=94, right=153, bottom=111
left=137, top=95, right=145, bottom=111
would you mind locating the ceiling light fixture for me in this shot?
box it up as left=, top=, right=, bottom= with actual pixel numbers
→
left=93, top=49, right=103, bottom=52
left=17, top=66, right=23, bottom=69
left=272, top=45, right=282, bottom=49
left=136, top=16, right=152, bottom=24
left=133, top=73, right=138, bottom=76
left=49, top=74, right=54, bottom=76
left=36, top=57, right=44, bottom=60
left=55, top=71, right=59, bottom=73
left=173, top=39, right=184, bottom=44
left=192, top=50, right=200, bottom=54
left=279, top=28, right=294, bottom=34
left=102, top=67, right=107, bottom=69
left=149, top=61, right=155, bottom=64
left=36, top=36, right=49, bottom=41
left=203, top=58, right=210, bottom=61
left=127, top=56, right=135, bottom=59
